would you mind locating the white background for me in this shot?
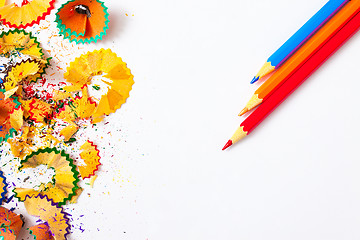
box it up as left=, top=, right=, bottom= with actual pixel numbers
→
left=5, top=0, right=360, bottom=239
left=93, top=0, right=360, bottom=239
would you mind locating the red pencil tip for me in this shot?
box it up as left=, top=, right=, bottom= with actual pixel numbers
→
left=222, top=140, right=233, bottom=151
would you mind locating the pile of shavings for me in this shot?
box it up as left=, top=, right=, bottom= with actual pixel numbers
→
left=0, top=1, right=134, bottom=239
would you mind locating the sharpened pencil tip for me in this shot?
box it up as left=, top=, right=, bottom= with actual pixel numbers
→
left=222, top=140, right=233, bottom=151
left=250, top=76, right=259, bottom=84
left=238, top=107, right=248, bottom=116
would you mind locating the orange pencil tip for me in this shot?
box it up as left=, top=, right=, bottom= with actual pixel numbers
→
left=222, top=140, right=233, bottom=151
left=238, top=108, right=248, bottom=116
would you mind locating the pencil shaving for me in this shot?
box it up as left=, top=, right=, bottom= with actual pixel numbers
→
left=24, top=194, right=70, bottom=240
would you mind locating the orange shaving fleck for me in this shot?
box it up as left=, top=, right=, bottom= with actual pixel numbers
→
left=28, top=223, right=54, bottom=240
left=0, top=206, right=23, bottom=240
left=0, top=90, right=19, bottom=141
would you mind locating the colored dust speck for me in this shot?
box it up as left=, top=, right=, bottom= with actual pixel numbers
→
left=92, top=85, right=100, bottom=90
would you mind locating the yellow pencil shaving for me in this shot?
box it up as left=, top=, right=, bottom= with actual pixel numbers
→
left=9, top=107, right=23, bottom=131
left=69, top=187, right=83, bottom=204
left=60, top=123, right=78, bottom=141
left=90, top=175, right=97, bottom=187
left=4, top=61, right=40, bottom=92
left=4, top=86, right=19, bottom=99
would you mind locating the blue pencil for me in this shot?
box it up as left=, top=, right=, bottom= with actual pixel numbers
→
left=251, top=0, right=349, bottom=84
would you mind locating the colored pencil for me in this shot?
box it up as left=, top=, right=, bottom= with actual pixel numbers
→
left=251, top=0, right=349, bottom=84
left=240, top=0, right=360, bottom=116
left=223, top=9, right=360, bottom=150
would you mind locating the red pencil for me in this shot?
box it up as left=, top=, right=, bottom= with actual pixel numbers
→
left=223, top=10, right=360, bottom=150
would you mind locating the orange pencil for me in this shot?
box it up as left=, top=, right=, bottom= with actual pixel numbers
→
left=239, top=0, right=360, bottom=116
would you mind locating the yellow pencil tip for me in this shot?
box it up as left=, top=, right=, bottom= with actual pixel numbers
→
left=238, top=108, right=248, bottom=116
left=255, top=61, right=276, bottom=80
